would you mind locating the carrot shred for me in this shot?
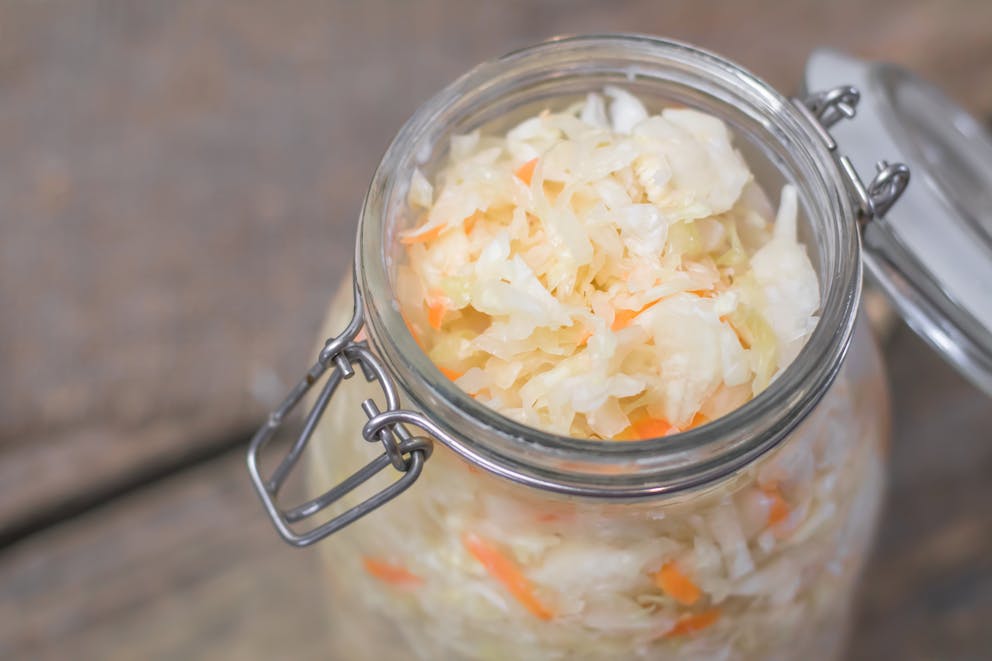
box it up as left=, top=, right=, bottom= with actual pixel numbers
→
left=576, top=328, right=593, bottom=347
left=763, top=484, right=791, bottom=527
left=464, top=210, right=483, bottom=234
left=615, top=412, right=676, bottom=441
left=632, top=416, right=676, bottom=439
left=439, top=366, right=463, bottom=381
left=688, top=289, right=718, bottom=299
left=664, top=609, right=721, bottom=638
left=654, top=561, right=702, bottom=606
left=687, top=412, right=708, bottom=430
left=426, top=299, right=447, bottom=330
left=462, top=532, right=554, bottom=620
left=362, top=557, right=423, bottom=587
left=618, top=412, right=704, bottom=440
left=537, top=508, right=575, bottom=523
left=610, top=299, right=662, bottom=331
left=611, top=308, right=640, bottom=331
left=400, top=223, right=445, bottom=245
left=514, top=158, right=539, bottom=185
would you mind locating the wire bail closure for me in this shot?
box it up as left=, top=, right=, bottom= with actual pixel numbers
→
left=793, top=85, right=910, bottom=225
left=248, top=82, right=912, bottom=550
left=246, top=281, right=435, bottom=548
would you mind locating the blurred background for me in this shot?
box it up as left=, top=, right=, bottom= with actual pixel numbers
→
left=1, top=1, right=990, bottom=659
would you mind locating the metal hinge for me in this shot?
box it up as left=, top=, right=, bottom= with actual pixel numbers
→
left=246, top=282, right=436, bottom=548
left=793, top=85, right=910, bottom=225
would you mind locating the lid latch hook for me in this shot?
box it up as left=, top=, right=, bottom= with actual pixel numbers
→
left=797, top=85, right=911, bottom=225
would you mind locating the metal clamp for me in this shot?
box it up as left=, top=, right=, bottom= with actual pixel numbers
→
left=246, top=282, right=435, bottom=548
left=793, top=86, right=910, bottom=225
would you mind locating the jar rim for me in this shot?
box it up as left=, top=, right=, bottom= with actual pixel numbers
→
left=357, top=34, right=862, bottom=498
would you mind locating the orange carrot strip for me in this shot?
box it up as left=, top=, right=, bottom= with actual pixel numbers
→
left=611, top=299, right=662, bottom=331
left=688, top=289, right=718, bottom=299
left=576, top=328, right=593, bottom=348
left=427, top=299, right=447, bottom=330
left=464, top=210, right=483, bottom=234
left=439, top=366, right=463, bottom=381
left=664, top=609, right=721, bottom=638
left=687, top=412, right=708, bottom=430
left=362, top=557, right=423, bottom=587
left=611, top=308, right=640, bottom=331
left=763, top=485, right=791, bottom=527
left=462, top=533, right=554, bottom=620
left=400, top=224, right=445, bottom=245
left=537, top=508, right=575, bottom=523
left=654, top=561, right=702, bottom=606
left=632, top=416, right=676, bottom=439
left=514, top=158, right=539, bottom=185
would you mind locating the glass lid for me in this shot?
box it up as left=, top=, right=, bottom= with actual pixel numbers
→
left=806, top=49, right=992, bottom=397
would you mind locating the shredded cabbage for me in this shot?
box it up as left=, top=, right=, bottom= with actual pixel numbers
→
left=311, top=351, right=886, bottom=660
left=399, top=90, right=820, bottom=436
left=307, top=90, right=885, bottom=661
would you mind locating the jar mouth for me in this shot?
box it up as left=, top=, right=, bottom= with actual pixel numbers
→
left=357, top=34, right=861, bottom=498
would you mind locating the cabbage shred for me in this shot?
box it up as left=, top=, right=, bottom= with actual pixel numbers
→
left=399, top=88, right=820, bottom=438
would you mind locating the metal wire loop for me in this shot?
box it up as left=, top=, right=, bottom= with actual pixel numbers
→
left=799, top=86, right=910, bottom=226
left=866, top=161, right=911, bottom=219
left=806, top=85, right=861, bottom=128
left=245, top=288, right=436, bottom=547
left=398, top=435, right=435, bottom=460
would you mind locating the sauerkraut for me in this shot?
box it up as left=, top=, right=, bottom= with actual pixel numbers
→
left=396, top=89, right=819, bottom=439
left=311, top=305, right=886, bottom=661
left=306, top=89, right=887, bottom=661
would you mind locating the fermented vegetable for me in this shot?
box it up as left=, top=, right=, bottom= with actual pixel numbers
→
left=397, top=89, right=819, bottom=439
left=309, top=89, right=887, bottom=661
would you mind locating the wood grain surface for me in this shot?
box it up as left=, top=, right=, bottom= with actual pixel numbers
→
left=1, top=0, right=990, bottom=659
left=4, top=0, right=992, bottom=541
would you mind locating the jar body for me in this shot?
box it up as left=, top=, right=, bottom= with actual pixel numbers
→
left=307, top=282, right=889, bottom=661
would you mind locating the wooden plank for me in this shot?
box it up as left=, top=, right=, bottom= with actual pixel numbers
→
left=848, top=326, right=992, bottom=660
left=0, top=450, right=328, bottom=661
left=3, top=0, right=992, bottom=546
left=0, top=326, right=990, bottom=660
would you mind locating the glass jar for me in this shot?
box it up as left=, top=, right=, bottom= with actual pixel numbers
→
left=307, top=297, right=888, bottom=661
left=247, top=34, right=955, bottom=660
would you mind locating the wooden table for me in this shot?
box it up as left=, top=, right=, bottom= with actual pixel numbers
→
left=2, top=2, right=990, bottom=659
